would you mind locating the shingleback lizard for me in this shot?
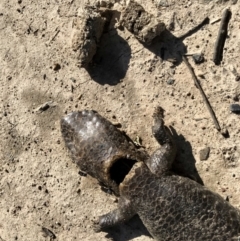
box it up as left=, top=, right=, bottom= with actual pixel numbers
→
left=61, top=107, right=240, bottom=241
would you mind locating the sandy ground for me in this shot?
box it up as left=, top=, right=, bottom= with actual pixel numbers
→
left=1, top=0, right=240, bottom=240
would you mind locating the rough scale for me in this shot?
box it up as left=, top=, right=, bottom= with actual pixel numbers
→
left=61, top=108, right=240, bottom=241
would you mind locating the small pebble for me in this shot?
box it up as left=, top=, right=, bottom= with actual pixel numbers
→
left=167, top=79, right=175, bottom=85
left=41, top=227, right=56, bottom=239
left=235, top=75, right=240, bottom=81
left=232, top=94, right=239, bottom=101
left=192, top=53, right=204, bottom=64
left=221, top=128, right=229, bottom=138
left=70, top=77, right=76, bottom=83
left=230, top=103, right=240, bottom=113
left=199, top=147, right=210, bottom=161
left=35, top=101, right=57, bottom=113
left=53, top=63, right=61, bottom=71
left=78, top=171, right=87, bottom=177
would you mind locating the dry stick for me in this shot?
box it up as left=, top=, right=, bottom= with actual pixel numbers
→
left=213, top=9, right=231, bottom=65
left=182, top=56, right=221, bottom=131
left=49, top=28, right=60, bottom=43
left=177, top=17, right=210, bottom=40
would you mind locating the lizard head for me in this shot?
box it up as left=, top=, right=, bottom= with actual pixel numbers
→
left=61, top=110, right=145, bottom=195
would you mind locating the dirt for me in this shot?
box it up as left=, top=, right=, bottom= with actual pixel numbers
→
left=0, top=0, right=240, bottom=240
left=120, top=0, right=165, bottom=45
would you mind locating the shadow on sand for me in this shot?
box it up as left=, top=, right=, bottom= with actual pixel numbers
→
left=86, top=28, right=189, bottom=85
left=170, top=126, right=204, bottom=186
left=144, top=29, right=187, bottom=65
left=85, top=29, right=132, bottom=86
left=85, top=14, right=210, bottom=86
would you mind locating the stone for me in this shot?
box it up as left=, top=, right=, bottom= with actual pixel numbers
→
left=199, top=147, right=210, bottom=161
left=71, top=7, right=107, bottom=67
left=120, top=0, right=165, bottom=45
left=230, top=103, right=240, bottom=113
left=192, top=53, right=204, bottom=64
left=167, top=79, right=175, bottom=85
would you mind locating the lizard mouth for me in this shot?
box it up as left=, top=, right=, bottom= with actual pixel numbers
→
left=109, top=158, right=137, bottom=185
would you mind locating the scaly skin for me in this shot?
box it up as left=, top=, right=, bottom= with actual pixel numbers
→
left=61, top=108, right=240, bottom=241
left=60, top=110, right=148, bottom=195
left=119, top=162, right=240, bottom=240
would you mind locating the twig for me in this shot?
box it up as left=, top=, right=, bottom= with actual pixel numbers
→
left=49, top=28, right=60, bottom=43
left=213, top=9, right=231, bottom=65
left=210, top=17, right=221, bottom=25
left=168, top=12, right=176, bottom=31
left=177, top=17, right=209, bottom=40
left=41, top=227, right=56, bottom=239
left=182, top=55, right=221, bottom=131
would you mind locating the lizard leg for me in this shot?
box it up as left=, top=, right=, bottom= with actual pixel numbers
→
left=144, top=107, right=177, bottom=176
left=93, top=197, right=135, bottom=232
